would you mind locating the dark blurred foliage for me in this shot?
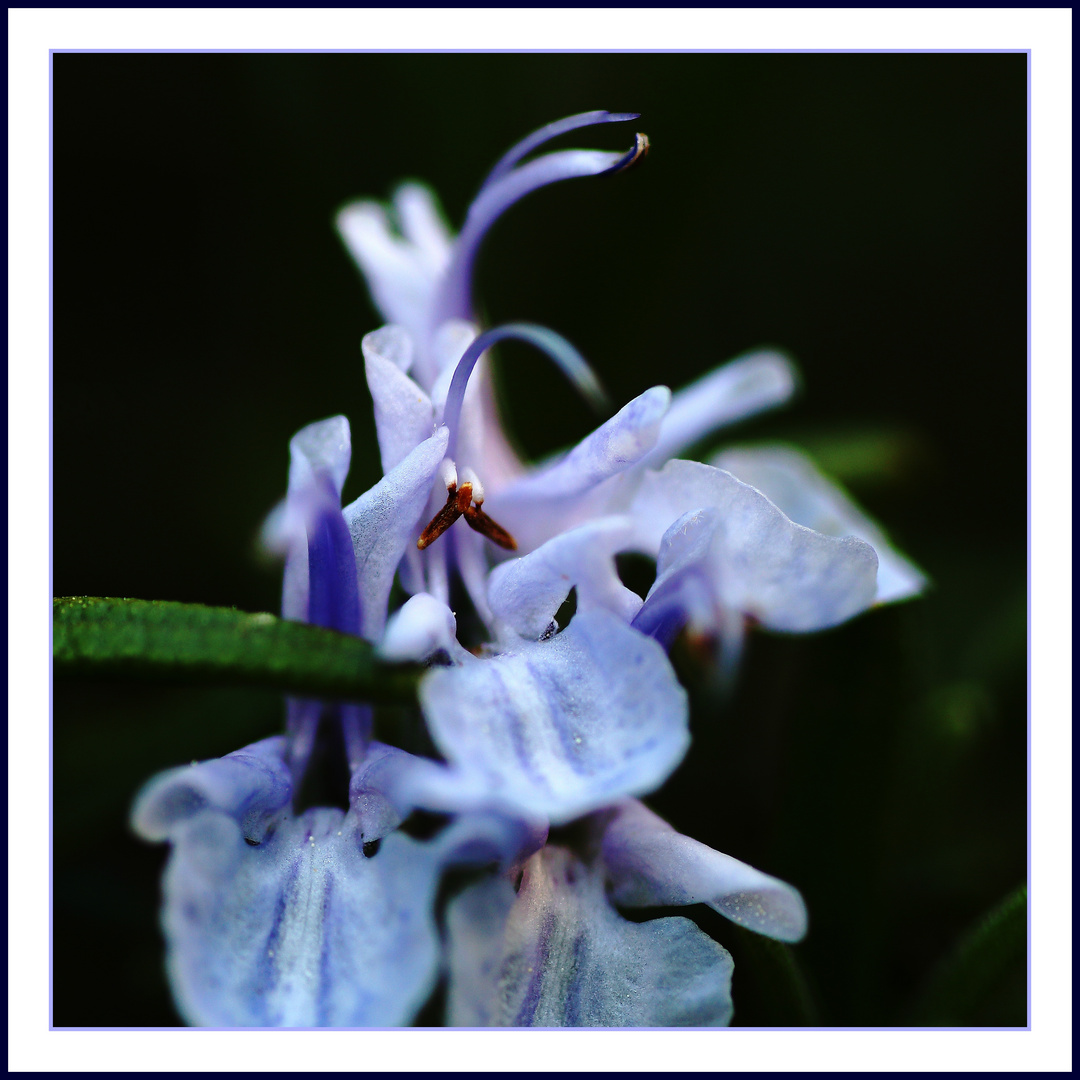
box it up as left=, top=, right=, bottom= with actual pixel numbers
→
left=52, top=53, right=1027, bottom=1027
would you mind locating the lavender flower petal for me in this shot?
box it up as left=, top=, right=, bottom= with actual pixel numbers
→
left=713, top=444, right=927, bottom=604
left=361, top=326, right=435, bottom=475
left=336, top=184, right=451, bottom=362
left=379, top=593, right=472, bottom=664
left=130, top=739, right=446, bottom=1027
left=446, top=847, right=734, bottom=1027
left=631, top=460, right=879, bottom=633
left=417, top=609, right=689, bottom=824
left=599, top=799, right=808, bottom=942
left=639, top=349, right=799, bottom=470
left=487, top=517, right=641, bottom=640
left=486, top=386, right=671, bottom=552
left=342, top=427, right=448, bottom=640
left=272, top=416, right=359, bottom=634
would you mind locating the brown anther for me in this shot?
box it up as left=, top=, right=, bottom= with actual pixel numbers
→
left=417, top=480, right=518, bottom=551
left=463, top=504, right=518, bottom=550
left=417, top=485, right=464, bottom=550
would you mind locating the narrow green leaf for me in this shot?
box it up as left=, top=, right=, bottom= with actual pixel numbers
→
left=53, top=596, right=421, bottom=703
left=906, top=884, right=1028, bottom=1026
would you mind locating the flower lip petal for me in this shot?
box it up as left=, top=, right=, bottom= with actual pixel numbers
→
left=417, top=608, right=689, bottom=824
left=157, top=806, right=444, bottom=1025
left=131, top=736, right=292, bottom=845
left=446, top=845, right=735, bottom=1027
left=134, top=736, right=535, bottom=1028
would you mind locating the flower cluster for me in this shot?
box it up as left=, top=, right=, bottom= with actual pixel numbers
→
left=132, top=112, right=925, bottom=1027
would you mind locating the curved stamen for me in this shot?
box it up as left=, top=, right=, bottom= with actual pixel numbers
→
left=441, top=323, right=609, bottom=463
left=479, top=110, right=640, bottom=192
left=431, top=123, right=648, bottom=330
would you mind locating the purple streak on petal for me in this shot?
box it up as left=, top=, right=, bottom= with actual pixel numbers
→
left=630, top=562, right=709, bottom=649
left=305, top=475, right=361, bottom=636
left=339, top=702, right=373, bottom=769
left=631, top=507, right=721, bottom=646
left=279, top=417, right=355, bottom=629
left=479, top=110, right=641, bottom=191
left=286, top=698, right=371, bottom=800
left=157, top=809, right=445, bottom=1026
left=442, top=323, right=606, bottom=462
left=431, top=145, right=636, bottom=329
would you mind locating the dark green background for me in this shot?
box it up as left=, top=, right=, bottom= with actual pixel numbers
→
left=52, top=53, right=1027, bottom=1026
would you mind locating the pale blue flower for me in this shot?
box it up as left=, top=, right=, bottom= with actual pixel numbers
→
left=127, top=110, right=919, bottom=1031
left=131, top=737, right=520, bottom=1026
left=132, top=416, right=518, bottom=1027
